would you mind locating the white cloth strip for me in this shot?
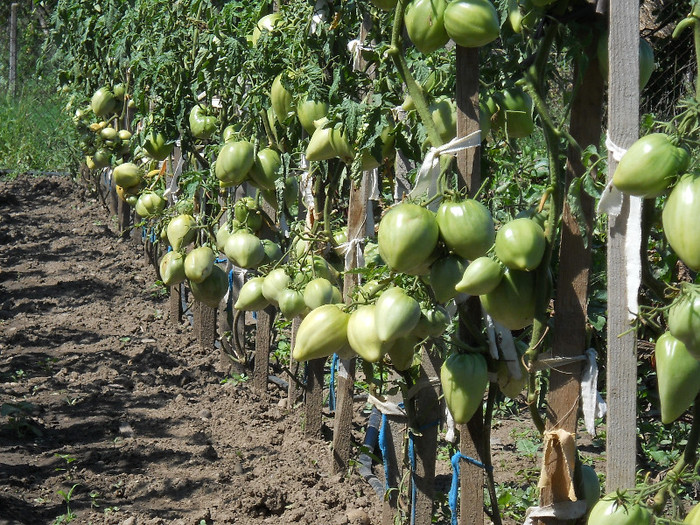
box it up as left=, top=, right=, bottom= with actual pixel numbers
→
left=580, top=348, right=607, bottom=436
left=367, top=394, right=406, bottom=416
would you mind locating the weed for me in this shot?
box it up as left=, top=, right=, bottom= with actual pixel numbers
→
left=53, top=483, right=79, bottom=524
left=220, top=373, right=249, bottom=386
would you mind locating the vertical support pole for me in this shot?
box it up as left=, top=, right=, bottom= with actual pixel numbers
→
left=304, top=358, right=325, bottom=438
left=287, top=318, right=302, bottom=406
left=9, top=3, right=18, bottom=98
left=455, top=46, right=485, bottom=525
left=538, top=47, right=605, bottom=524
left=196, top=302, right=217, bottom=351
left=381, top=383, right=406, bottom=525
left=606, top=0, right=639, bottom=493
left=170, top=284, right=182, bottom=324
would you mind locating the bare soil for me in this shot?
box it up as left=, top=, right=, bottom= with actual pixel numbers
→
left=0, top=174, right=602, bottom=525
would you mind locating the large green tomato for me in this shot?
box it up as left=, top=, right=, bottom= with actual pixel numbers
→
left=190, top=265, right=228, bottom=308
left=412, top=305, right=450, bottom=338
left=303, top=277, right=337, bottom=310
left=306, top=120, right=353, bottom=164
left=113, top=162, right=142, bottom=189
left=443, top=0, right=500, bottom=48
left=429, top=255, right=467, bottom=304
left=495, top=218, right=546, bottom=271
left=135, top=192, right=166, bottom=218
left=654, top=332, right=700, bottom=424
left=374, top=287, right=421, bottom=342
left=347, top=305, right=391, bottom=363
left=613, top=133, right=689, bottom=198
left=215, top=141, right=255, bottom=185
left=296, top=97, right=329, bottom=135
left=663, top=173, right=700, bottom=271
left=386, top=335, right=420, bottom=371
left=455, top=256, right=503, bottom=295
left=587, top=495, right=652, bottom=525
left=224, top=231, right=265, bottom=269
left=189, top=105, right=218, bottom=140
left=668, top=285, right=700, bottom=359
left=492, top=88, right=534, bottom=138
left=576, top=465, right=601, bottom=513
left=159, top=251, right=186, bottom=287
left=91, top=87, right=118, bottom=117
left=143, top=132, right=174, bottom=161
left=436, top=199, right=495, bottom=260
left=249, top=147, right=282, bottom=191
left=429, top=97, right=457, bottom=144
left=278, top=288, right=307, bottom=319
left=167, top=214, right=197, bottom=251
left=261, top=268, right=291, bottom=306
left=292, top=304, right=350, bottom=362
left=234, top=277, right=269, bottom=311
left=271, top=74, right=294, bottom=125
left=404, top=0, right=450, bottom=54
left=685, top=504, right=700, bottom=523
left=441, top=352, right=488, bottom=423
left=251, top=13, right=281, bottom=46
left=184, top=246, right=216, bottom=284
left=378, top=203, right=439, bottom=274
left=597, top=33, right=655, bottom=90
left=480, top=269, right=536, bottom=330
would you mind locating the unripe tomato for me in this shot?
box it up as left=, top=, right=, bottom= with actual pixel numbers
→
left=663, top=173, right=700, bottom=271
left=587, top=495, right=652, bottom=525
left=224, top=231, right=265, bottom=269
left=441, top=352, right=488, bottom=423
left=576, top=465, right=601, bottom=513
left=249, top=148, right=282, bottom=191
left=347, top=305, right=391, bottom=363
left=412, top=305, right=451, bottom=338
left=91, top=86, right=118, bottom=117
left=184, top=246, right=216, bottom=284
left=261, top=269, right=291, bottom=306
left=430, top=255, right=467, bottom=303
left=159, top=251, right=186, bottom=287
left=93, top=148, right=111, bottom=168
left=378, top=203, right=439, bottom=274
left=374, top=287, right=421, bottom=342
left=100, top=127, right=118, bottom=141
left=216, top=222, right=240, bottom=251
left=387, top=335, right=420, bottom=371
left=404, top=0, right=450, bottom=54
left=480, top=269, right=536, bottom=330
left=215, top=141, right=255, bottom=185
left=371, top=0, right=398, bottom=10
left=167, top=214, right=197, bottom=251
left=306, top=120, right=353, bottom=163
left=189, top=105, right=218, bottom=140
left=271, top=74, right=294, bottom=125
left=597, top=32, right=655, bottom=90
left=303, top=277, right=337, bottom=310
left=685, top=504, right=700, bottom=523
left=455, top=256, right=503, bottom=295
left=654, top=332, right=700, bottom=424
left=234, top=277, right=269, bottom=311
left=117, top=129, right=132, bottom=141
left=135, top=192, right=166, bottom=218
left=492, top=88, right=534, bottom=138
left=251, top=13, right=280, bottom=46
left=429, top=97, right=457, bottom=144
left=668, top=286, right=700, bottom=359
left=436, top=199, right=495, bottom=260
left=292, top=304, right=350, bottom=362
left=278, top=288, right=307, bottom=319
left=495, top=218, right=545, bottom=271
left=443, top=0, right=500, bottom=48
left=190, top=265, right=228, bottom=308
left=613, top=133, right=689, bottom=198
left=260, top=239, right=283, bottom=265
left=143, top=132, right=174, bottom=161
left=296, top=97, right=329, bottom=135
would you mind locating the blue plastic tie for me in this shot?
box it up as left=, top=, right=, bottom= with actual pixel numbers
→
left=448, top=452, right=493, bottom=525
left=408, top=430, right=417, bottom=525
left=215, top=257, right=227, bottom=264
left=378, top=414, right=390, bottom=491
left=149, top=228, right=156, bottom=243
left=226, top=269, right=234, bottom=314
left=167, top=245, right=172, bottom=253
left=141, top=227, right=146, bottom=240
left=328, top=353, right=338, bottom=411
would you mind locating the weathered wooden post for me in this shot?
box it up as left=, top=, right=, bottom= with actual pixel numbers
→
left=605, top=0, right=640, bottom=492
left=9, top=3, right=18, bottom=98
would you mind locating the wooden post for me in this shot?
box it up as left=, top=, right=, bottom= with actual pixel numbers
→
left=304, top=358, right=325, bottom=438
left=381, top=384, right=406, bottom=525
left=169, top=284, right=182, bottom=324
left=253, top=304, right=276, bottom=392
left=117, top=199, right=132, bottom=240
left=9, top=3, right=18, bottom=98
left=455, top=45, right=485, bottom=525
left=196, top=302, right=217, bottom=351
left=606, top=0, right=639, bottom=492
left=538, top=47, right=605, bottom=524
left=287, top=318, right=302, bottom=406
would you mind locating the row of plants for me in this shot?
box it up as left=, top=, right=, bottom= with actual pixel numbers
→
left=47, top=0, right=700, bottom=522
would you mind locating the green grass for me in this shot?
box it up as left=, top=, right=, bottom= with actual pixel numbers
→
left=0, top=81, right=80, bottom=176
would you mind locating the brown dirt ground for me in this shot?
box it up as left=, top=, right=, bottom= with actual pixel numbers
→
left=0, top=174, right=604, bottom=525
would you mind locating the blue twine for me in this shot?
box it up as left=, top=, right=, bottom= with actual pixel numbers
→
left=448, top=452, right=492, bottom=525
left=328, top=353, right=338, bottom=411
left=167, top=245, right=172, bottom=253
left=149, top=228, right=156, bottom=243
left=408, top=419, right=440, bottom=525
left=378, top=413, right=390, bottom=491
left=226, top=269, right=234, bottom=314
left=141, top=227, right=146, bottom=240
left=215, top=257, right=227, bottom=264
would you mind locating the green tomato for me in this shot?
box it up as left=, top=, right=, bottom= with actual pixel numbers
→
left=135, top=192, right=166, bottom=218
left=663, top=173, right=700, bottom=271
left=306, top=120, right=353, bottom=163
left=429, top=97, right=457, bottom=144
left=455, top=256, right=504, bottom=295
left=386, top=335, right=420, bottom=371
left=404, top=0, right=450, bottom=54
left=668, top=285, right=700, bottom=359
left=587, top=495, right=652, bottom=525
left=159, top=251, right=186, bottom=287
left=215, top=141, right=255, bottom=185
left=260, top=239, right=283, bottom=265
left=189, top=105, right=218, bottom=140
left=363, top=241, right=384, bottom=267
left=495, top=358, right=527, bottom=399
left=495, top=218, right=545, bottom=271
left=576, top=465, right=601, bottom=513
left=234, top=277, right=269, bottom=311
left=292, top=304, right=350, bottom=362
left=271, top=74, right=294, bottom=125
left=224, top=231, right=265, bottom=269
left=685, top=504, right=700, bottom=523
left=184, top=246, right=216, bottom=284
left=412, top=305, right=451, bottom=338
left=93, top=148, right=111, bottom=168
left=261, top=268, right=291, bottom=306
left=492, top=88, right=534, bottom=138
left=91, top=87, right=118, bottom=117
left=480, top=269, right=536, bottom=330
left=443, top=0, right=500, bottom=48
left=296, top=97, right=329, bottom=135
left=430, top=255, right=467, bottom=304
left=347, top=305, right=391, bottom=363
left=143, top=132, right=174, bottom=161
left=249, top=147, right=282, bottom=191
left=597, top=32, right=655, bottom=90
left=374, top=287, right=421, bottom=343
left=436, top=199, right=495, bottom=260
left=441, top=352, right=488, bottom=424
left=100, top=127, right=118, bottom=141
left=278, top=288, right=307, bottom=319
left=190, top=265, right=228, bottom=308
left=303, top=277, right=337, bottom=310
left=167, top=214, right=197, bottom=251
left=251, top=13, right=281, bottom=46
left=371, top=0, right=398, bottom=10
left=655, top=332, right=700, bottom=424
left=216, top=222, right=240, bottom=251
left=378, top=203, right=439, bottom=274
left=613, top=133, right=689, bottom=198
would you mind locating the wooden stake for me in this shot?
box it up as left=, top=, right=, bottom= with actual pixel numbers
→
left=304, top=358, right=326, bottom=438
left=9, top=4, right=18, bottom=98
left=253, top=305, right=276, bottom=393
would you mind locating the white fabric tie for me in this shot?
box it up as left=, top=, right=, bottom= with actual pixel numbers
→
left=409, top=131, right=482, bottom=204
left=367, top=394, right=406, bottom=416
left=596, top=132, right=628, bottom=216
left=580, top=348, right=607, bottom=436
left=339, top=237, right=365, bottom=271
